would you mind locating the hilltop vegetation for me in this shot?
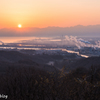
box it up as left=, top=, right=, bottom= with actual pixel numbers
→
left=0, top=50, right=100, bottom=99
left=0, top=65, right=100, bottom=100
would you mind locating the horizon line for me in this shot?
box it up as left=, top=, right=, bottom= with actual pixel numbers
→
left=1, top=24, right=100, bottom=29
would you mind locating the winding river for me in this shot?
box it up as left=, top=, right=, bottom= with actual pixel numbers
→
left=62, top=49, right=89, bottom=58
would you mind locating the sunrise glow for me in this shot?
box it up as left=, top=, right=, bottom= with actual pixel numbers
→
left=0, top=0, right=100, bottom=29
left=18, top=24, right=22, bottom=28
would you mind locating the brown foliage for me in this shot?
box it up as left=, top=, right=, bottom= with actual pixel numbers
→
left=0, top=66, right=100, bottom=100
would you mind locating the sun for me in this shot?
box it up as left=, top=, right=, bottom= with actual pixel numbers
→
left=18, top=24, right=22, bottom=28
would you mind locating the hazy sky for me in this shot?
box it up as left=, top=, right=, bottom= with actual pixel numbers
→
left=0, top=0, right=100, bottom=28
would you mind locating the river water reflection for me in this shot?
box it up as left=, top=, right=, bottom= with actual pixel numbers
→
left=0, top=46, right=89, bottom=58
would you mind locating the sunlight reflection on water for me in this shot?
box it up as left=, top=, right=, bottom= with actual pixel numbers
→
left=0, top=37, right=36, bottom=43
left=62, top=49, right=89, bottom=58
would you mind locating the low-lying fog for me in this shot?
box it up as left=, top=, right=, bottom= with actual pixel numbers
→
left=0, top=35, right=100, bottom=49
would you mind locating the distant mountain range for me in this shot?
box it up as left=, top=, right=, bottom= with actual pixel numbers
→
left=0, top=25, right=100, bottom=37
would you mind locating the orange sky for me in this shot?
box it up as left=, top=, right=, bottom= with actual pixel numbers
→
left=0, top=0, right=100, bottom=29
